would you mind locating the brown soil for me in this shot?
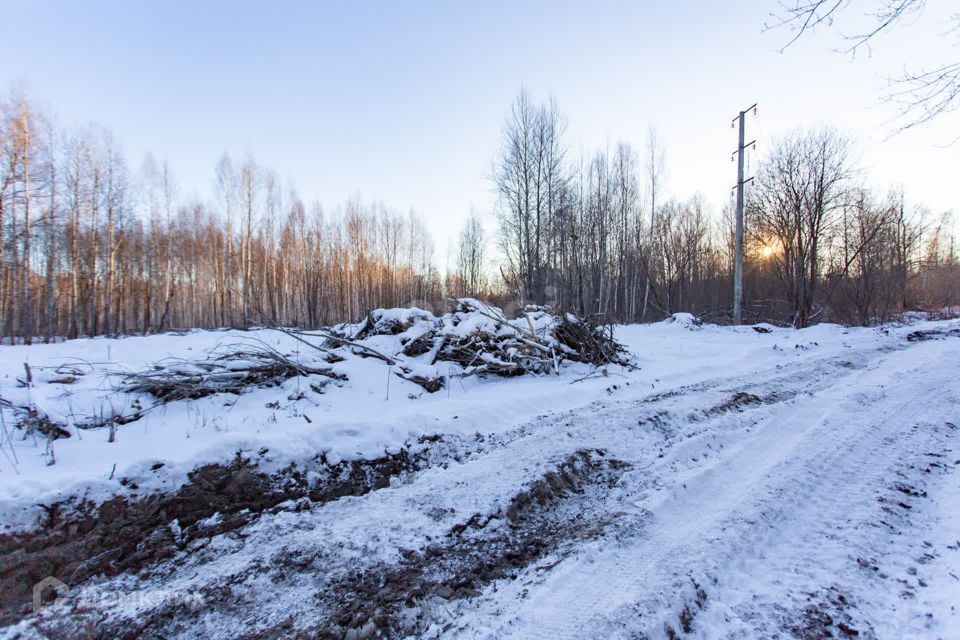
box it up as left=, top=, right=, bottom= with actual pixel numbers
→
left=0, top=448, right=424, bottom=627
left=28, top=449, right=630, bottom=640
left=253, top=449, right=631, bottom=640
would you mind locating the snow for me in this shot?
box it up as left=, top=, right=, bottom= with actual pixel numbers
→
left=1, top=314, right=959, bottom=638
left=0, top=316, right=951, bottom=529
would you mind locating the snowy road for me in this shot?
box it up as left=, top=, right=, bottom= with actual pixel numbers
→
left=452, top=337, right=960, bottom=640
left=5, top=327, right=960, bottom=639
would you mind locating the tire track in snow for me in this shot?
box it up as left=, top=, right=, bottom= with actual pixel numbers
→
left=443, top=340, right=960, bottom=639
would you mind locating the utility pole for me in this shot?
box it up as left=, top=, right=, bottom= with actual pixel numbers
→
left=732, top=104, right=756, bottom=325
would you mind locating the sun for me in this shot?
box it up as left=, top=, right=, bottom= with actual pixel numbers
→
left=759, top=244, right=777, bottom=259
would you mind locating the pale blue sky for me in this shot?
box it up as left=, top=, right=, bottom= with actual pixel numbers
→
left=2, top=0, right=957, bottom=262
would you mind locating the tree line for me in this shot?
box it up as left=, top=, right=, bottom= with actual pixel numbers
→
left=1, top=89, right=957, bottom=343
left=0, top=92, right=441, bottom=343
left=491, top=90, right=958, bottom=328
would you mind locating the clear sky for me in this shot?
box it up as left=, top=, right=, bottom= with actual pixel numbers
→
left=2, top=0, right=957, bottom=264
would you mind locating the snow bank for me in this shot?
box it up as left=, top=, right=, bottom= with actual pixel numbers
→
left=0, top=306, right=956, bottom=532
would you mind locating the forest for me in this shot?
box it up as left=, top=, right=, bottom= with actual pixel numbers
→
left=1, top=89, right=957, bottom=344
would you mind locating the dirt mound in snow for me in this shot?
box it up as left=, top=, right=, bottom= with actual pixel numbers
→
left=0, top=446, right=435, bottom=627
left=244, top=449, right=628, bottom=640
left=23, top=449, right=630, bottom=639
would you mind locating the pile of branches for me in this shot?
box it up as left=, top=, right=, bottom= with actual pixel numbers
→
left=551, top=312, right=631, bottom=367
left=349, top=307, right=434, bottom=340
left=367, top=300, right=633, bottom=383
left=438, top=308, right=630, bottom=378
left=121, top=345, right=345, bottom=403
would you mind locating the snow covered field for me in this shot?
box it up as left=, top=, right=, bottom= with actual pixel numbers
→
left=1, top=313, right=958, bottom=639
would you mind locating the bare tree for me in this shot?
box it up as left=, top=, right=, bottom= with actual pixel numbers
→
left=42, top=117, right=58, bottom=342
left=641, top=128, right=666, bottom=321
left=769, top=0, right=959, bottom=130
left=102, top=137, right=128, bottom=335
left=492, top=89, right=567, bottom=304
left=748, top=127, right=853, bottom=327
left=0, top=103, right=13, bottom=339
left=240, top=152, right=259, bottom=321
left=15, top=99, right=34, bottom=344
left=612, top=143, right=641, bottom=319
left=455, top=211, right=486, bottom=298
left=215, top=153, right=238, bottom=326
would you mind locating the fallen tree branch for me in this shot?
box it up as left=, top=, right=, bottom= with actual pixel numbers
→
left=293, top=330, right=398, bottom=365
left=121, top=345, right=345, bottom=402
